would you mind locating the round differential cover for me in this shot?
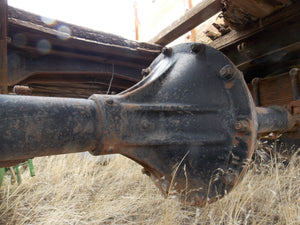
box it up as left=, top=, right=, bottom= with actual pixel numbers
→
left=93, top=43, right=257, bottom=206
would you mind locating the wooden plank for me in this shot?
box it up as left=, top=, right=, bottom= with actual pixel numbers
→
left=222, top=0, right=292, bottom=30
left=227, top=0, right=291, bottom=18
left=7, top=6, right=162, bottom=65
left=8, top=6, right=161, bottom=52
left=8, top=18, right=161, bottom=62
left=149, top=0, right=221, bottom=46
left=210, top=1, right=300, bottom=50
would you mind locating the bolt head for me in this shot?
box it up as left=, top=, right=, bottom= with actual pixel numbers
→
left=141, top=68, right=151, bottom=76
left=234, top=121, right=242, bottom=130
left=191, top=43, right=203, bottom=54
left=234, top=120, right=249, bottom=132
left=220, top=65, right=235, bottom=81
left=106, top=99, right=114, bottom=105
left=162, top=47, right=171, bottom=56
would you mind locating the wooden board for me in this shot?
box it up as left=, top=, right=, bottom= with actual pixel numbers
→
left=210, top=1, right=300, bottom=50
left=149, top=0, right=221, bottom=46
left=8, top=6, right=162, bottom=67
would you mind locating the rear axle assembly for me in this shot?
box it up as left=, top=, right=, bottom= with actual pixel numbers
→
left=0, top=43, right=294, bottom=206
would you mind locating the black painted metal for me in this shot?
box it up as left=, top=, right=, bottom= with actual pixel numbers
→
left=256, top=107, right=294, bottom=134
left=7, top=51, right=141, bottom=86
left=0, top=95, right=100, bottom=161
left=90, top=43, right=257, bottom=206
left=0, top=43, right=295, bottom=206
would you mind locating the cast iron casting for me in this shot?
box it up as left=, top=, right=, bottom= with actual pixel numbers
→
left=0, top=43, right=294, bottom=206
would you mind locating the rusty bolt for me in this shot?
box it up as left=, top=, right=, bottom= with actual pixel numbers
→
left=106, top=98, right=114, bottom=105
left=191, top=43, right=203, bottom=54
left=234, top=120, right=249, bottom=132
left=162, top=47, right=171, bottom=56
left=141, top=67, right=151, bottom=76
left=219, top=65, right=236, bottom=81
left=234, top=121, right=243, bottom=130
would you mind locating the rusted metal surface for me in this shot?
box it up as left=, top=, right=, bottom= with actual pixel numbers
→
left=0, top=43, right=296, bottom=206
left=0, top=0, right=8, bottom=94
left=0, top=0, right=298, bottom=209
left=256, top=107, right=295, bottom=134
left=0, top=0, right=299, bottom=207
left=78, top=43, right=256, bottom=206
left=0, top=95, right=100, bottom=162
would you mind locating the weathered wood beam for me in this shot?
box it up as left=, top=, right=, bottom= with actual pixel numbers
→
left=8, top=6, right=162, bottom=65
left=149, top=0, right=221, bottom=46
left=226, top=0, right=291, bottom=18
left=210, top=1, right=300, bottom=50
left=8, top=18, right=160, bottom=63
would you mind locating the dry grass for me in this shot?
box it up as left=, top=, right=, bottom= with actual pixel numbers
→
left=0, top=149, right=299, bottom=225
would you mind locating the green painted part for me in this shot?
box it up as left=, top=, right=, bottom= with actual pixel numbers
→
left=28, top=159, right=35, bottom=176
left=0, top=168, right=5, bottom=187
left=14, top=166, right=21, bottom=185
left=0, top=159, right=35, bottom=186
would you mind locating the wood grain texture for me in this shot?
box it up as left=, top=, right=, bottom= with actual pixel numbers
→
left=149, top=0, right=221, bottom=46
